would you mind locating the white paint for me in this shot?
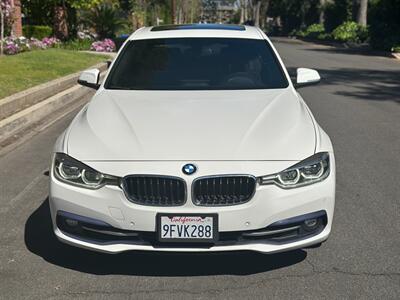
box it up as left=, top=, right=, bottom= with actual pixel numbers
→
left=50, top=26, right=335, bottom=254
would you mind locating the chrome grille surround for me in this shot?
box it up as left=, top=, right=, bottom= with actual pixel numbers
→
left=122, top=175, right=187, bottom=206
left=192, top=175, right=257, bottom=206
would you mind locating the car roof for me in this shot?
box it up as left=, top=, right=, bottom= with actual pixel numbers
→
left=128, top=24, right=264, bottom=41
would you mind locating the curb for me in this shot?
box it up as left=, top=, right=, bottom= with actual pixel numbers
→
left=0, top=62, right=108, bottom=121
left=0, top=84, right=94, bottom=144
left=269, top=37, right=307, bottom=45
left=392, top=52, right=400, bottom=60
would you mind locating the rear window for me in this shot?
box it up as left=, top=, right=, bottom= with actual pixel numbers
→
left=105, top=38, right=288, bottom=90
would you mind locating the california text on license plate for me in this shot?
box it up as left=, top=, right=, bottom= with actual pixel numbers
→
left=157, top=214, right=218, bottom=243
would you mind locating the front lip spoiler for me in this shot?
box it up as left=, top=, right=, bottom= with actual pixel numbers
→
left=241, top=225, right=301, bottom=237
left=55, top=210, right=327, bottom=247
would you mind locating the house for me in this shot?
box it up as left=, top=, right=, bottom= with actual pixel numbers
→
left=202, top=0, right=237, bottom=24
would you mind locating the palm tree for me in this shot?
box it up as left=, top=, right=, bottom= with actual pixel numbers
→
left=84, top=4, right=125, bottom=39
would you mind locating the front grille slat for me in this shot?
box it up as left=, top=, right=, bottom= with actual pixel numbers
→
left=193, top=175, right=256, bottom=206
left=123, top=176, right=186, bottom=206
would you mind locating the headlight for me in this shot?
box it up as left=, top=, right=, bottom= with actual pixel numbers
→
left=53, top=153, right=120, bottom=189
left=259, top=152, right=330, bottom=188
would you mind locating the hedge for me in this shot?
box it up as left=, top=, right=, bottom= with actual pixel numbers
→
left=332, top=21, right=368, bottom=43
left=23, top=25, right=52, bottom=40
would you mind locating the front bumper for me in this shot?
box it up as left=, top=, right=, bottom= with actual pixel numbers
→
left=49, top=159, right=335, bottom=254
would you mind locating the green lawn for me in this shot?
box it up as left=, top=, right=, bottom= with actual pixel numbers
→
left=0, top=49, right=109, bottom=99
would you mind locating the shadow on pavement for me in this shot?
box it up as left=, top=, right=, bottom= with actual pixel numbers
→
left=288, top=67, right=400, bottom=103
left=24, top=198, right=307, bottom=276
left=272, top=37, right=391, bottom=58
left=306, top=45, right=392, bottom=58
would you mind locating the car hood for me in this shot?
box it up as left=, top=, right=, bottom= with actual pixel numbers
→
left=66, top=89, right=316, bottom=161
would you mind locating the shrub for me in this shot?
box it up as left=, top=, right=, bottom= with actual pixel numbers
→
left=316, top=32, right=332, bottom=40
left=293, top=24, right=331, bottom=41
left=83, top=4, right=125, bottom=39
left=392, top=45, right=400, bottom=53
left=332, top=21, right=368, bottom=43
left=293, top=29, right=306, bottom=38
left=2, top=36, right=60, bottom=55
left=62, top=39, right=93, bottom=51
left=42, top=37, right=61, bottom=48
left=302, top=23, right=326, bottom=39
left=23, top=25, right=53, bottom=40
left=90, top=39, right=115, bottom=52
left=323, top=0, right=353, bottom=32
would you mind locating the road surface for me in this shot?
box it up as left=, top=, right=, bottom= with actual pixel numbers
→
left=0, top=38, right=399, bottom=299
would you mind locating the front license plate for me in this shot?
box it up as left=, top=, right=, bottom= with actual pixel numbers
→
left=157, top=214, right=218, bottom=243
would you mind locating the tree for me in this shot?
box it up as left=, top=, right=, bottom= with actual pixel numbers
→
left=356, top=0, right=368, bottom=26
left=254, top=0, right=261, bottom=27
left=319, top=0, right=327, bottom=24
left=0, top=0, right=13, bottom=55
left=127, top=0, right=172, bottom=29
left=0, top=1, right=4, bottom=56
left=171, top=0, right=176, bottom=23
left=46, top=0, right=103, bottom=40
left=83, top=3, right=125, bottom=38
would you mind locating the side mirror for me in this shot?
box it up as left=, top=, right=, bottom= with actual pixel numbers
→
left=295, top=68, right=320, bottom=88
left=78, top=69, right=100, bottom=90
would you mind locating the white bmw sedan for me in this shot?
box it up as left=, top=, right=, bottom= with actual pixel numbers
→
left=49, top=24, right=335, bottom=254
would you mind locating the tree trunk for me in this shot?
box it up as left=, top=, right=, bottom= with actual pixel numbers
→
left=319, top=0, right=326, bottom=25
left=254, top=1, right=261, bottom=27
left=53, top=5, right=69, bottom=40
left=171, top=0, right=176, bottom=24
left=260, top=0, right=270, bottom=31
left=190, top=0, right=195, bottom=23
left=356, top=0, right=368, bottom=26
left=0, top=4, right=4, bottom=56
left=240, top=5, right=244, bottom=24
left=244, top=0, right=248, bottom=22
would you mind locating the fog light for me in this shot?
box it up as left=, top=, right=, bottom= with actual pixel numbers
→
left=303, top=218, right=319, bottom=231
left=65, top=219, right=79, bottom=227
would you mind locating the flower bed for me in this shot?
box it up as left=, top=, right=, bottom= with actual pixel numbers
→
left=2, top=36, right=60, bottom=55
left=90, top=39, right=116, bottom=52
left=1, top=36, right=115, bottom=55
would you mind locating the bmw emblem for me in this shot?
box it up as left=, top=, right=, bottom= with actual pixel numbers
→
left=182, top=164, right=197, bottom=175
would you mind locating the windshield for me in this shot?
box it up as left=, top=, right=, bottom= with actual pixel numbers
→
left=105, top=38, right=289, bottom=90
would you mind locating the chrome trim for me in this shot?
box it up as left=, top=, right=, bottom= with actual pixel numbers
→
left=53, top=153, right=120, bottom=190
left=242, top=225, right=300, bottom=237
left=258, top=152, right=330, bottom=189
left=121, top=174, right=187, bottom=206
left=81, top=226, right=139, bottom=237
left=182, top=163, right=198, bottom=175
left=191, top=174, right=257, bottom=206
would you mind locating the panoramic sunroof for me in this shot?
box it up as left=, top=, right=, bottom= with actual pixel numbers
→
left=151, top=24, right=246, bottom=32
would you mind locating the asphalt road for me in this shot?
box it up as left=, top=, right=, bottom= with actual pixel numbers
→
left=0, top=38, right=399, bottom=299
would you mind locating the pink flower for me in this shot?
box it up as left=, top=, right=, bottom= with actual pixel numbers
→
left=41, top=37, right=60, bottom=48
left=90, top=39, right=116, bottom=52
left=4, top=41, right=19, bottom=55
